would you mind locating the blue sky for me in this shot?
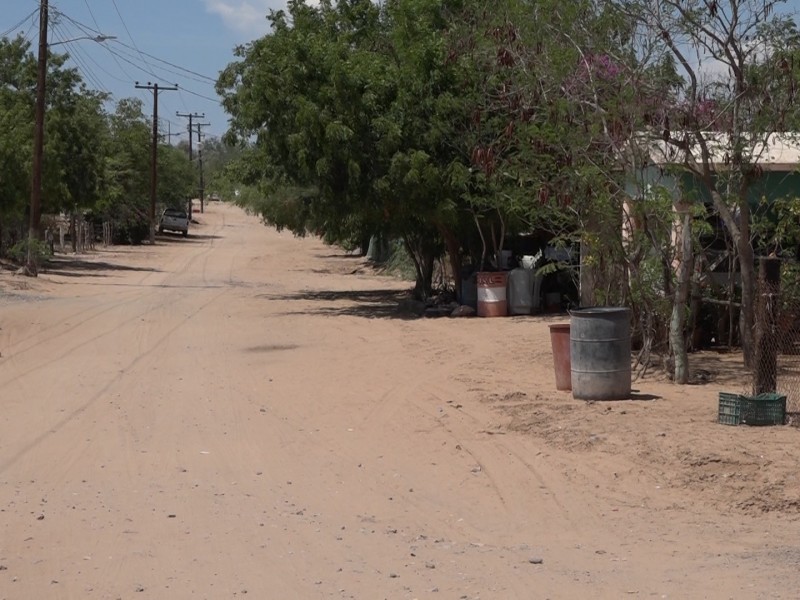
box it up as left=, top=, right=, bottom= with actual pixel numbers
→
left=5, top=1, right=800, bottom=141
left=2, top=1, right=310, bottom=140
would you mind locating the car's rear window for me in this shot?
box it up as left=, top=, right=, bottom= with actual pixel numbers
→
left=164, top=209, right=187, bottom=218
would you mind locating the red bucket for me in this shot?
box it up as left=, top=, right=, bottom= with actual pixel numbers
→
left=549, top=323, right=572, bottom=391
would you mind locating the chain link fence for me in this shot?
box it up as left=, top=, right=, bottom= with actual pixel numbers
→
left=749, top=257, right=800, bottom=425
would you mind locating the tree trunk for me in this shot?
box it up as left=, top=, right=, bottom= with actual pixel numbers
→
left=579, top=237, right=596, bottom=307
left=402, top=234, right=435, bottom=302
left=438, top=224, right=462, bottom=302
left=737, top=201, right=756, bottom=368
left=754, top=257, right=780, bottom=394
left=709, top=188, right=755, bottom=367
left=70, top=212, right=77, bottom=253
left=670, top=208, right=693, bottom=384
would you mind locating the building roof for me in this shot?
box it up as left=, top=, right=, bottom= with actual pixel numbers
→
left=628, top=131, right=800, bottom=172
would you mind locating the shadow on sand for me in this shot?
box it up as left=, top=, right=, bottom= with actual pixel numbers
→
left=264, top=288, right=419, bottom=320
left=43, top=258, right=160, bottom=278
left=155, top=233, right=222, bottom=243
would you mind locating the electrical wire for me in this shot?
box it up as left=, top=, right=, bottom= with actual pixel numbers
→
left=1, top=8, right=38, bottom=38
left=79, top=0, right=136, bottom=85
left=110, top=0, right=159, bottom=80
left=50, top=6, right=140, bottom=83
left=81, top=0, right=102, bottom=31
left=52, top=10, right=217, bottom=84
left=103, top=43, right=219, bottom=105
left=19, top=11, right=39, bottom=44
left=50, top=22, right=111, bottom=94
left=111, top=39, right=217, bottom=83
left=43, top=4, right=222, bottom=131
left=72, top=45, right=130, bottom=85
left=50, top=6, right=99, bottom=34
left=104, top=44, right=175, bottom=85
left=176, top=86, right=192, bottom=115
left=103, top=41, right=211, bottom=86
left=179, top=86, right=221, bottom=105
left=50, top=18, right=131, bottom=87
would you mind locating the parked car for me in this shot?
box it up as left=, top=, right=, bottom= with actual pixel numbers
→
left=159, top=208, right=189, bottom=236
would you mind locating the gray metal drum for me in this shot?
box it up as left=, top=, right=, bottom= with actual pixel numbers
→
left=508, top=268, right=535, bottom=315
left=570, top=307, right=631, bottom=400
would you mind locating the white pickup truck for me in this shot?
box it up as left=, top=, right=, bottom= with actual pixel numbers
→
left=158, top=208, right=189, bottom=236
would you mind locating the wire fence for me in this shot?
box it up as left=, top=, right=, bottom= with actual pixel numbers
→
left=747, top=257, right=800, bottom=424
left=775, top=311, right=800, bottom=423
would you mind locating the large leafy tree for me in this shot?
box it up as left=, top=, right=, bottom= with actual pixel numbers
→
left=218, top=0, right=487, bottom=298
left=45, top=88, right=108, bottom=215
left=0, top=37, right=110, bottom=251
left=92, top=98, right=151, bottom=241
left=96, top=98, right=193, bottom=243
left=0, top=36, right=195, bottom=254
left=617, top=0, right=800, bottom=375
left=218, top=0, right=393, bottom=246
left=0, top=36, right=36, bottom=242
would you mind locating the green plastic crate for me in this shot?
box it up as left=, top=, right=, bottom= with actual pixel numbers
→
left=740, top=393, right=786, bottom=426
left=718, top=392, right=743, bottom=426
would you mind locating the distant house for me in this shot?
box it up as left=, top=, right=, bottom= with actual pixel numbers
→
left=625, top=132, right=800, bottom=208
left=624, top=132, right=800, bottom=248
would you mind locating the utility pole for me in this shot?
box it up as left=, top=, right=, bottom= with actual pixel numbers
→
left=194, top=122, right=211, bottom=213
left=135, top=81, right=178, bottom=244
left=26, top=0, right=49, bottom=275
left=161, top=120, right=182, bottom=143
left=176, top=111, right=203, bottom=219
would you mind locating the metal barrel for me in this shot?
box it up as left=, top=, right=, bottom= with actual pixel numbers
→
left=508, top=268, right=535, bottom=315
left=477, top=272, right=508, bottom=317
left=570, top=307, right=631, bottom=400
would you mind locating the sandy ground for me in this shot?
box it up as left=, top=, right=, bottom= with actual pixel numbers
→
left=1, top=202, right=800, bottom=600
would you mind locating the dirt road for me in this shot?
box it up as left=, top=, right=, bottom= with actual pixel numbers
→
left=2, top=203, right=799, bottom=599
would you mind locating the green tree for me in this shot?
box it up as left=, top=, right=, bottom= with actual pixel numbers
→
left=0, top=36, right=36, bottom=248
left=218, top=0, right=488, bottom=298
left=619, top=0, right=800, bottom=375
left=94, top=98, right=193, bottom=243
left=0, top=36, right=111, bottom=257
left=158, top=143, right=194, bottom=210
left=94, top=99, right=151, bottom=243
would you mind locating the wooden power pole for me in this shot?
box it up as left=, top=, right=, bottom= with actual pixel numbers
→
left=27, top=0, right=49, bottom=275
left=194, top=122, right=210, bottom=213
left=176, top=111, right=203, bottom=219
left=135, top=81, right=177, bottom=243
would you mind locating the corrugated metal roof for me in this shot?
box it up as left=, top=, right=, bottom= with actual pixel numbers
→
left=629, top=132, right=800, bottom=171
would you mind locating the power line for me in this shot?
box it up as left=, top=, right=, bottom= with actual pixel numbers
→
left=104, top=45, right=172, bottom=84
left=48, top=7, right=219, bottom=109
left=112, top=39, right=216, bottom=83
left=180, top=86, right=220, bottom=105
left=50, top=22, right=110, bottom=94
left=78, top=0, right=137, bottom=85
left=82, top=0, right=102, bottom=31
left=51, top=9, right=216, bottom=84
left=101, top=43, right=217, bottom=104
left=20, top=12, right=39, bottom=44
left=1, top=8, right=38, bottom=38
left=111, top=0, right=159, bottom=81
left=70, top=43, right=130, bottom=85
left=50, top=7, right=105, bottom=36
